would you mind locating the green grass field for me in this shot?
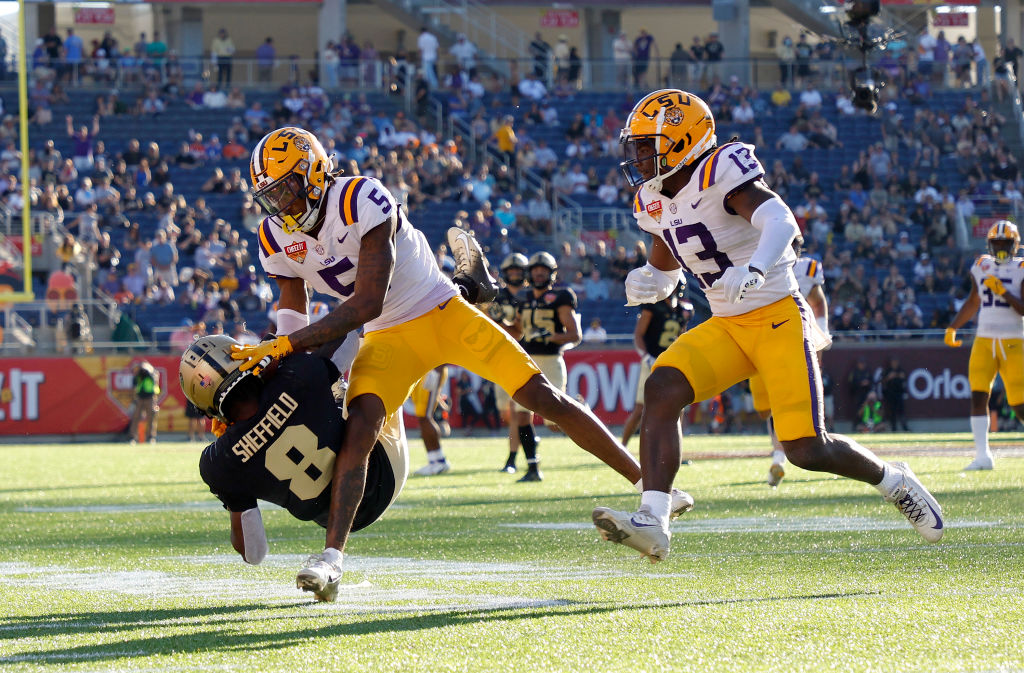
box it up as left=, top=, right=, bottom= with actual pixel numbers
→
left=1, top=432, right=1022, bottom=673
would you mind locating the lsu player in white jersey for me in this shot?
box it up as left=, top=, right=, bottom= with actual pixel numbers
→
left=945, top=221, right=1024, bottom=471
left=749, top=236, right=831, bottom=487
left=231, top=127, right=693, bottom=599
left=591, top=90, right=944, bottom=563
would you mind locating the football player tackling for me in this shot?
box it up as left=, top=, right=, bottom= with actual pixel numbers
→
left=231, top=127, right=693, bottom=599
left=592, top=90, right=944, bottom=562
left=945, top=221, right=1024, bottom=471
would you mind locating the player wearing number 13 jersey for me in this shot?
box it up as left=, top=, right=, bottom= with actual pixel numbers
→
left=945, top=221, right=1024, bottom=471
left=593, top=89, right=944, bottom=563
left=230, top=126, right=690, bottom=599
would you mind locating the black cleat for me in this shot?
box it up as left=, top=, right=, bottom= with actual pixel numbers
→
left=517, top=468, right=543, bottom=482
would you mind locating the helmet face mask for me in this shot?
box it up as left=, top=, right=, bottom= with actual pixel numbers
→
left=500, top=252, right=528, bottom=287
left=250, top=127, right=331, bottom=235
left=987, top=220, right=1020, bottom=264
left=179, top=335, right=259, bottom=422
left=527, top=251, right=557, bottom=289
left=619, top=89, right=717, bottom=192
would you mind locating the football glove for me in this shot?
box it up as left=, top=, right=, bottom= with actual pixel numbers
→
left=528, top=328, right=552, bottom=345
left=211, top=419, right=229, bottom=438
left=231, top=335, right=293, bottom=373
left=714, top=265, right=766, bottom=304
left=944, top=327, right=962, bottom=348
left=983, top=275, right=1008, bottom=296
left=625, top=263, right=681, bottom=306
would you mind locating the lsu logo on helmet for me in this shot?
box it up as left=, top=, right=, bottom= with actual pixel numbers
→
left=251, top=127, right=332, bottom=235
left=619, top=89, right=717, bottom=192
left=987, top=220, right=1020, bottom=264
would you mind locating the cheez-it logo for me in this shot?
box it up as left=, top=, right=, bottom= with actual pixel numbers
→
left=286, top=241, right=308, bottom=264
left=646, top=200, right=663, bottom=223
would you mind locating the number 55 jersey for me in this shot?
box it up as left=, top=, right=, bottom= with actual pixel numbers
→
left=199, top=353, right=408, bottom=532
left=632, top=141, right=798, bottom=317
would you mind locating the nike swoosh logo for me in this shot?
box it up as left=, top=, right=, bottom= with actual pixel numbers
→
left=455, top=232, right=473, bottom=262
left=927, top=503, right=943, bottom=530
left=630, top=517, right=658, bottom=528
left=691, top=198, right=702, bottom=209
left=438, top=298, right=452, bottom=310
left=771, top=320, right=789, bottom=329
left=337, top=233, right=349, bottom=245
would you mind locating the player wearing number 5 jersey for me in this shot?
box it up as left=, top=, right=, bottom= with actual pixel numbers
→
left=593, top=89, right=944, bottom=562
left=231, top=127, right=693, bottom=600
left=181, top=336, right=409, bottom=601
left=945, top=221, right=1024, bottom=471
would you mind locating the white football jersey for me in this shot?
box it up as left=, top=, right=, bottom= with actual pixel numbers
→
left=970, top=254, right=1024, bottom=338
left=257, top=175, right=455, bottom=332
left=632, top=141, right=798, bottom=317
left=793, top=256, right=825, bottom=299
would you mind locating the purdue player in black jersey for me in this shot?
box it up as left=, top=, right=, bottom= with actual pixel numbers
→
left=621, top=284, right=693, bottom=446
left=180, top=334, right=408, bottom=602
left=485, top=253, right=529, bottom=473
left=510, top=251, right=582, bottom=481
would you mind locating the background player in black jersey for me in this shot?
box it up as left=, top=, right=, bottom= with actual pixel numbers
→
left=179, top=334, right=408, bottom=602
left=621, top=284, right=693, bottom=447
left=509, top=251, right=581, bottom=481
left=484, top=253, right=529, bottom=473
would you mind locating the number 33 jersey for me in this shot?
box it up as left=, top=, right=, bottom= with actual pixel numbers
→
left=971, top=254, right=1024, bottom=338
left=256, top=175, right=456, bottom=332
left=632, top=141, right=798, bottom=317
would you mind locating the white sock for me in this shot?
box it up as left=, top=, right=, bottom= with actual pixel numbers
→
left=322, top=547, right=343, bottom=567
left=634, top=478, right=643, bottom=493
left=874, top=463, right=903, bottom=496
left=970, top=415, right=991, bottom=460
left=767, top=417, right=786, bottom=465
left=426, top=449, right=446, bottom=463
left=771, top=449, right=786, bottom=466
left=640, top=490, right=672, bottom=530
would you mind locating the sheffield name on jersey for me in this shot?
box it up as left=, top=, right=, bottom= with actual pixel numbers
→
left=520, top=287, right=577, bottom=355
left=971, top=255, right=1024, bottom=338
left=632, top=141, right=798, bottom=316
left=257, top=176, right=455, bottom=332
left=199, top=353, right=395, bottom=532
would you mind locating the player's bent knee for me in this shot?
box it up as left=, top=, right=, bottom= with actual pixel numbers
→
left=513, top=374, right=567, bottom=418
left=643, top=368, right=694, bottom=418
left=781, top=435, right=828, bottom=471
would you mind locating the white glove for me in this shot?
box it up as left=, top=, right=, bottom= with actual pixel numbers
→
left=625, top=263, right=681, bottom=306
left=714, top=265, right=766, bottom=304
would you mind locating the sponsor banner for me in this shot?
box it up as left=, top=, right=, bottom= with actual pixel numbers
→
left=539, top=9, right=579, bottom=28
left=932, top=12, right=968, bottom=27
left=0, top=356, right=187, bottom=436
left=74, top=7, right=116, bottom=24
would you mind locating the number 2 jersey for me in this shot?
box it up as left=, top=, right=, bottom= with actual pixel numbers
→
left=641, top=300, right=690, bottom=357
left=256, top=175, right=455, bottom=332
left=632, top=141, right=798, bottom=317
left=970, top=254, right=1024, bottom=338
left=199, top=353, right=396, bottom=532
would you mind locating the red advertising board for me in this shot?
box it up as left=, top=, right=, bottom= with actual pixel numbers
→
left=74, top=7, right=116, bottom=24
left=932, top=13, right=968, bottom=27
left=0, top=344, right=974, bottom=437
left=540, top=9, right=580, bottom=29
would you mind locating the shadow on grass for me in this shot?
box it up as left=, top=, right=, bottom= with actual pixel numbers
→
left=0, top=590, right=879, bottom=661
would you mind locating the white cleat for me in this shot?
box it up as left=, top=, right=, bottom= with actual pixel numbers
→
left=882, top=462, right=944, bottom=543
left=413, top=460, right=451, bottom=476
left=670, top=488, right=695, bottom=519
left=446, top=226, right=499, bottom=304
left=964, top=456, right=994, bottom=471
left=767, top=463, right=786, bottom=488
left=296, top=554, right=342, bottom=602
left=592, top=506, right=671, bottom=563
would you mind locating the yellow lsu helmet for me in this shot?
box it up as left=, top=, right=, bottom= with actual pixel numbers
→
left=987, top=220, right=1020, bottom=264
left=619, top=89, right=717, bottom=192
left=179, top=335, right=260, bottom=422
left=251, top=127, right=332, bottom=235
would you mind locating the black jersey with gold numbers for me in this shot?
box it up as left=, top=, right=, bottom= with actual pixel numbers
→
left=486, top=285, right=525, bottom=329
left=520, top=287, right=577, bottom=356
left=199, top=353, right=394, bottom=532
left=641, top=300, right=690, bottom=358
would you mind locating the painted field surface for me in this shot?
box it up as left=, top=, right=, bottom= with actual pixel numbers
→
left=1, top=433, right=1022, bottom=673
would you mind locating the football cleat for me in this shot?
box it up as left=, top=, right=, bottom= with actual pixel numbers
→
left=296, top=554, right=342, bottom=602
left=767, top=463, right=786, bottom=488
left=964, top=456, right=994, bottom=471
left=592, top=506, right=671, bottom=563
left=669, top=488, right=695, bottom=519
left=500, top=460, right=517, bottom=474
left=882, top=462, right=944, bottom=543
left=414, top=460, right=451, bottom=476
left=447, top=227, right=499, bottom=304
left=517, top=467, right=543, bottom=482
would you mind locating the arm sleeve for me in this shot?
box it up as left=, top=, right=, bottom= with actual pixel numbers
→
left=747, top=196, right=800, bottom=274
left=240, top=507, right=268, bottom=565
